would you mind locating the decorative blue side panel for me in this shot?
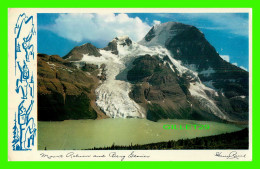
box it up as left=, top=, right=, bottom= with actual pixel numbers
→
left=12, top=13, right=36, bottom=151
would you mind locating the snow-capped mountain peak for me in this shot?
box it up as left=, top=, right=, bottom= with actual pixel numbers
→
left=111, top=35, right=133, bottom=47
left=139, top=22, right=192, bottom=47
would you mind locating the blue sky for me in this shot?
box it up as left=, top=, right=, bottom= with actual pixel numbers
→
left=37, top=13, right=249, bottom=70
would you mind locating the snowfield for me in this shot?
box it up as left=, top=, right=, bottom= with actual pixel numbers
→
left=139, top=22, right=182, bottom=47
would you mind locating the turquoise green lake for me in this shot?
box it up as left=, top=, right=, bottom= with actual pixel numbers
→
left=38, top=118, right=244, bottom=150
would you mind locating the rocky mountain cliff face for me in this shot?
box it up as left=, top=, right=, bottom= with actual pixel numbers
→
left=38, top=21, right=249, bottom=123
left=37, top=53, right=107, bottom=121
left=127, top=54, right=192, bottom=121
left=63, top=43, right=101, bottom=61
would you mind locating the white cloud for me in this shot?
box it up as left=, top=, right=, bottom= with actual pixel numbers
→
left=220, top=55, right=230, bottom=62
left=240, top=66, right=248, bottom=71
left=153, top=20, right=161, bottom=25
left=220, top=57, right=248, bottom=71
left=45, top=13, right=152, bottom=43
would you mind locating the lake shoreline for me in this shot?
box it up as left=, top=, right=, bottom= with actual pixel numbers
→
left=84, top=128, right=249, bottom=150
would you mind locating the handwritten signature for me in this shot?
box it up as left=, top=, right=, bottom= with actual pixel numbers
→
left=215, top=151, right=246, bottom=159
